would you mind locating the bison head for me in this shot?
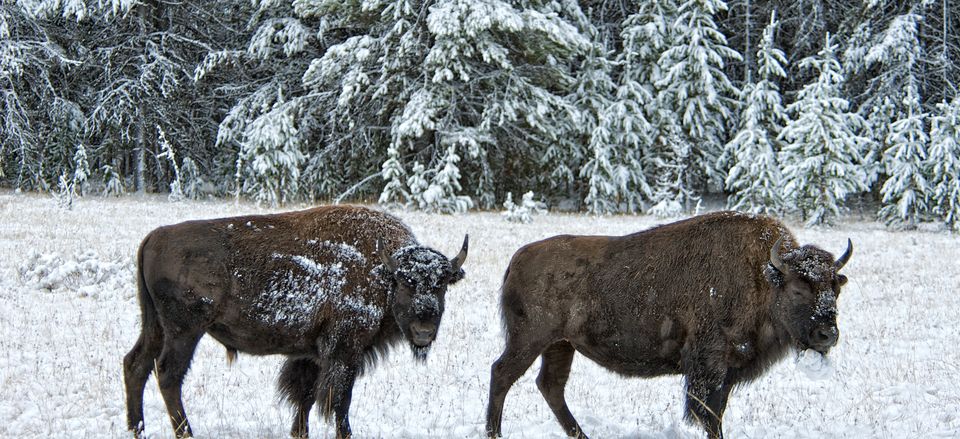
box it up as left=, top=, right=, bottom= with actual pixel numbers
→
left=376, top=235, right=468, bottom=360
left=766, top=237, right=852, bottom=355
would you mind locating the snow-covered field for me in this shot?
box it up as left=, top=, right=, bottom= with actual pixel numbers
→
left=1, top=191, right=958, bottom=438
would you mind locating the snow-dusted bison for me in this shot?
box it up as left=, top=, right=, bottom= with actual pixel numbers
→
left=485, top=211, right=852, bottom=439
left=123, top=205, right=467, bottom=438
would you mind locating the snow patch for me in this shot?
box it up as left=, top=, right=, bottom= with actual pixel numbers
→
left=795, top=349, right=834, bottom=380
left=17, top=250, right=133, bottom=300
left=252, top=252, right=383, bottom=332
left=251, top=254, right=347, bottom=331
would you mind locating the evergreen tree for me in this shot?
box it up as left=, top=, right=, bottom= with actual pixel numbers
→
left=378, top=144, right=408, bottom=207
left=780, top=34, right=870, bottom=226
left=724, top=12, right=788, bottom=214
left=648, top=108, right=699, bottom=217
left=622, top=0, right=676, bottom=90
left=72, top=143, right=90, bottom=197
left=863, top=13, right=924, bottom=197
left=878, top=82, right=929, bottom=226
left=580, top=34, right=653, bottom=214
left=621, top=0, right=684, bottom=215
left=409, top=145, right=473, bottom=213
left=864, top=96, right=899, bottom=189
left=927, top=97, right=960, bottom=230
left=656, top=0, right=742, bottom=191
left=235, top=87, right=306, bottom=206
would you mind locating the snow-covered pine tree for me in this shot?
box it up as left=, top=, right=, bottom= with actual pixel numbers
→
left=575, top=38, right=619, bottom=215
left=927, top=98, right=960, bottom=231
left=780, top=34, right=870, bottom=226
left=864, top=96, right=899, bottom=189
left=234, top=87, right=305, bottom=206
left=421, top=0, right=588, bottom=209
left=579, top=35, right=653, bottom=215
left=72, top=143, right=90, bottom=197
left=648, top=109, right=699, bottom=217
left=378, top=144, right=408, bottom=207
left=622, top=0, right=676, bottom=90
left=180, top=157, right=204, bottom=200
left=878, top=81, right=929, bottom=227
left=724, top=11, right=788, bottom=214
left=656, top=0, right=742, bottom=192
left=101, top=163, right=124, bottom=196
left=617, top=0, right=682, bottom=215
left=503, top=191, right=546, bottom=223
left=157, top=128, right=184, bottom=202
left=863, top=13, right=925, bottom=198
left=293, top=0, right=589, bottom=209
left=408, top=144, right=473, bottom=213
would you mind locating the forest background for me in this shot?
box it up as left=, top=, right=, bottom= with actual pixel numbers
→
left=3, top=0, right=960, bottom=228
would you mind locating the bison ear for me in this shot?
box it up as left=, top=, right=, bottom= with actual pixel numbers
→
left=837, top=274, right=848, bottom=286
left=376, top=238, right=399, bottom=273
left=447, top=267, right=466, bottom=285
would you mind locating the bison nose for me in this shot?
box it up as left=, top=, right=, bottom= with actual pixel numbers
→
left=410, top=322, right=437, bottom=346
left=810, top=325, right=839, bottom=350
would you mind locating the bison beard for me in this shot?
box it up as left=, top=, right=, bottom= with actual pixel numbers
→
left=122, top=205, right=467, bottom=439
left=485, top=211, right=852, bottom=439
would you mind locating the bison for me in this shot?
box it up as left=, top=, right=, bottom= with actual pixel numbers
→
left=485, top=211, right=852, bottom=439
left=123, top=205, right=467, bottom=438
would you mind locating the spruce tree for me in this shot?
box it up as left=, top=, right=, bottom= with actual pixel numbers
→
left=580, top=31, right=654, bottom=214
left=878, top=82, right=929, bottom=227
left=928, top=98, right=960, bottom=231
left=724, top=12, right=788, bottom=215
left=865, top=13, right=925, bottom=202
left=780, top=34, right=869, bottom=226
left=235, top=88, right=306, bottom=206
left=656, top=0, right=741, bottom=191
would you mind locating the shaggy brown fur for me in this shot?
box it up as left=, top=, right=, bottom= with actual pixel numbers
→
left=485, top=211, right=851, bottom=439
left=123, top=205, right=467, bottom=439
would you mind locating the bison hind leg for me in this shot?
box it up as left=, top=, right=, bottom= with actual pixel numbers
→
left=278, top=358, right=320, bottom=438
left=537, top=341, right=588, bottom=438
left=155, top=330, right=203, bottom=438
left=486, top=333, right=553, bottom=438
left=123, top=320, right=164, bottom=436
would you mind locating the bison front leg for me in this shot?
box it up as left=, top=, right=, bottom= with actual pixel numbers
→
left=681, top=356, right=732, bottom=439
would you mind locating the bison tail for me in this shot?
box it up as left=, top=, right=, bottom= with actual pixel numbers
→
left=135, top=233, right=162, bottom=344
left=225, top=348, right=238, bottom=366
left=497, top=266, right=511, bottom=334
left=277, top=358, right=321, bottom=414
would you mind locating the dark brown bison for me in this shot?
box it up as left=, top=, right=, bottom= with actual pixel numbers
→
left=485, top=211, right=852, bottom=439
left=123, top=205, right=467, bottom=438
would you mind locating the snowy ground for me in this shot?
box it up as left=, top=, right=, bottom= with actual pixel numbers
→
left=0, top=190, right=958, bottom=438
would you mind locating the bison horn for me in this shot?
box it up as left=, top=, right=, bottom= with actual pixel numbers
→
left=834, top=238, right=853, bottom=271
left=450, top=234, right=469, bottom=272
left=376, top=238, right=399, bottom=273
left=769, top=237, right=788, bottom=273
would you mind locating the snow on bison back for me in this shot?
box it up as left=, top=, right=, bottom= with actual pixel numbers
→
left=122, top=205, right=468, bottom=439
left=486, top=211, right=852, bottom=439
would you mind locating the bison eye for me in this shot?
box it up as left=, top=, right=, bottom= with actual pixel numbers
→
left=789, top=283, right=811, bottom=297
left=397, top=275, right=415, bottom=288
